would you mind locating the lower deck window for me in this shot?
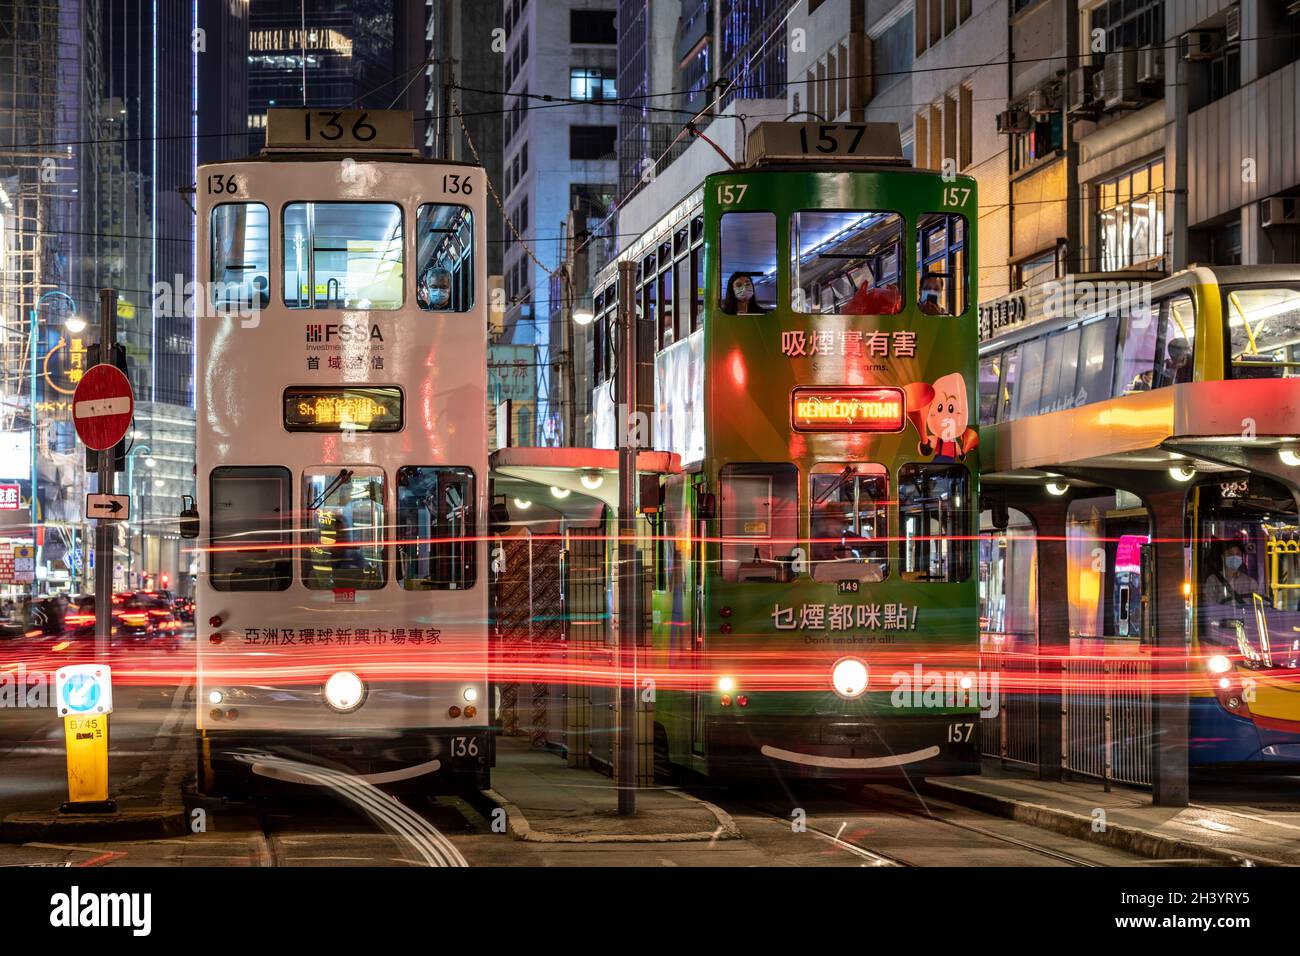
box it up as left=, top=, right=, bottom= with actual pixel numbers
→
left=719, top=463, right=798, bottom=583
left=810, top=464, right=889, bottom=582
left=899, top=463, right=971, bottom=582
left=396, top=466, right=476, bottom=589
left=209, top=466, right=292, bottom=591
left=302, top=467, right=386, bottom=590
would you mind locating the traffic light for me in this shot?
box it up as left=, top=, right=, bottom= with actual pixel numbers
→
left=83, top=342, right=129, bottom=473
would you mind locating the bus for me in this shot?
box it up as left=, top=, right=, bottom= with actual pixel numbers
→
left=190, top=109, right=490, bottom=795
left=589, top=122, right=982, bottom=782
left=977, top=265, right=1300, bottom=771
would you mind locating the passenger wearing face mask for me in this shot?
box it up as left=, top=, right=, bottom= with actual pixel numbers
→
left=420, top=267, right=453, bottom=310
left=918, top=274, right=946, bottom=315
left=722, top=272, right=767, bottom=314
left=1202, top=542, right=1261, bottom=607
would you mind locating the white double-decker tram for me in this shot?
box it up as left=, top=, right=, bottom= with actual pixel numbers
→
left=191, top=109, right=489, bottom=795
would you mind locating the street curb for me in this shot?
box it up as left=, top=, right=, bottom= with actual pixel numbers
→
left=0, top=807, right=188, bottom=844
left=918, top=778, right=1280, bottom=867
left=481, top=786, right=742, bottom=844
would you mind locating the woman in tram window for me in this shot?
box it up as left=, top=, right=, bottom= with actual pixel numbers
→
left=1201, top=541, right=1262, bottom=608
left=722, top=272, right=767, bottom=315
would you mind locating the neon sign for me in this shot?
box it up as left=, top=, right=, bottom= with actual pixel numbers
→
left=791, top=386, right=905, bottom=433
left=283, top=386, right=403, bottom=432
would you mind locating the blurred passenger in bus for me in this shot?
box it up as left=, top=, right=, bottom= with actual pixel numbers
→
left=722, top=273, right=766, bottom=314
left=919, top=274, right=946, bottom=315
left=842, top=269, right=902, bottom=315
left=1155, top=336, right=1193, bottom=388
left=1201, top=542, right=1261, bottom=607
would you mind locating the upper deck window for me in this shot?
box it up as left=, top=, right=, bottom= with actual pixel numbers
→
left=917, top=213, right=967, bottom=316
left=792, top=210, right=904, bottom=315
left=416, top=203, right=474, bottom=311
left=1225, top=286, right=1300, bottom=378
left=283, top=202, right=404, bottom=310
left=210, top=203, right=270, bottom=312
left=301, top=467, right=386, bottom=590
left=719, top=212, right=777, bottom=314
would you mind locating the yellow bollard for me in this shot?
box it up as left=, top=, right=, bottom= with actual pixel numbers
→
left=56, top=664, right=117, bottom=814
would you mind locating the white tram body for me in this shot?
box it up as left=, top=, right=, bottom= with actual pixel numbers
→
left=193, top=112, right=489, bottom=794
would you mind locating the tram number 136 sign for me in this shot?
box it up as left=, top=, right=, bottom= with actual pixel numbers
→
left=72, top=364, right=134, bottom=451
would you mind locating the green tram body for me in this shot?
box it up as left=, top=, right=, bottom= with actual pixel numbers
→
left=595, top=161, right=982, bottom=781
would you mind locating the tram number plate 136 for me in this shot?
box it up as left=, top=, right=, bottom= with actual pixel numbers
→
left=449, top=736, right=481, bottom=759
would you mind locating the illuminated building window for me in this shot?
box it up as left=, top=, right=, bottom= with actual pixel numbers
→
left=1095, top=158, right=1164, bottom=271
left=570, top=67, right=616, bottom=101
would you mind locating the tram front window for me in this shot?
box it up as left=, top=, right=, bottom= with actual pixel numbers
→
left=1224, top=286, right=1300, bottom=378
left=792, top=210, right=904, bottom=315
left=810, top=464, right=888, bottom=582
left=718, top=212, right=776, bottom=314
left=283, top=202, right=404, bottom=310
left=899, top=463, right=970, bottom=582
left=210, top=203, right=270, bottom=311
left=1198, top=478, right=1300, bottom=672
left=209, top=466, right=292, bottom=591
left=302, top=467, right=387, bottom=590
left=719, top=463, right=798, bottom=583
left=416, top=204, right=474, bottom=311
left=396, top=466, right=476, bottom=590
left=916, top=212, right=967, bottom=316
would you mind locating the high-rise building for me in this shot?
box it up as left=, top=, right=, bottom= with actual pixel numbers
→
left=500, top=0, right=619, bottom=447
left=198, top=0, right=252, bottom=165
left=246, top=0, right=404, bottom=151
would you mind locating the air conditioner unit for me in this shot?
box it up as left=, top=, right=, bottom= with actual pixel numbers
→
left=1181, top=30, right=1220, bottom=61
left=1092, top=67, right=1106, bottom=102
left=1137, top=45, right=1164, bottom=85
left=1028, top=87, right=1059, bottom=116
left=1103, top=48, right=1141, bottom=109
left=1261, top=197, right=1300, bottom=227
left=1066, top=66, right=1100, bottom=117
left=996, top=109, right=1033, bottom=134
left=1225, top=4, right=1241, bottom=42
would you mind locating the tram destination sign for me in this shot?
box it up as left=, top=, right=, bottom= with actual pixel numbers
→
left=265, top=108, right=415, bottom=152
left=283, top=385, right=403, bottom=433
left=791, top=386, right=906, bottom=433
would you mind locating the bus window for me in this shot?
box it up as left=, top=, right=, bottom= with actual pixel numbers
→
left=792, top=210, right=904, bottom=315
left=1040, top=325, right=1080, bottom=413
left=810, top=464, right=888, bottom=583
left=1076, top=315, right=1117, bottom=404
left=396, top=466, right=475, bottom=590
left=719, top=212, right=777, bottom=314
left=210, top=203, right=270, bottom=312
left=719, top=463, right=797, bottom=583
left=301, top=467, right=386, bottom=590
left=916, top=213, right=967, bottom=316
left=416, top=204, right=474, bottom=311
left=1013, top=337, right=1045, bottom=419
left=210, top=466, right=292, bottom=591
left=978, top=353, right=1001, bottom=424
left=1152, top=293, right=1195, bottom=388
left=1224, top=286, right=1300, bottom=379
left=283, top=202, right=404, bottom=310
left=999, top=346, right=1020, bottom=421
left=1113, top=302, right=1160, bottom=394
left=899, top=463, right=970, bottom=583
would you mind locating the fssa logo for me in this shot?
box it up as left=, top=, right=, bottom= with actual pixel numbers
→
left=50, top=886, right=151, bottom=936
left=305, top=323, right=383, bottom=343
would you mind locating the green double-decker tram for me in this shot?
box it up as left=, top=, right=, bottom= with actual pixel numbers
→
left=591, top=123, right=982, bottom=782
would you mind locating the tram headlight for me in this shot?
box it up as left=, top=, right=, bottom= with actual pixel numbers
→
left=463, top=687, right=479, bottom=702
left=208, top=690, right=224, bottom=705
left=717, top=676, right=736, bottom=693
left=1207, top=654, right=1233, bottom=674
left=323, top=671, right=366, bottom=713
left=832, top=657, right=869, bottom=700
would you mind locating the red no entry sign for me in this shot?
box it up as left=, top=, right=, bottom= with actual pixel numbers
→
left=73, top=363, right=134, bottom=450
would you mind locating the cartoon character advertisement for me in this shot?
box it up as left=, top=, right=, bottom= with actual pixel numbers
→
left=903, top=372, right=978, bottom=462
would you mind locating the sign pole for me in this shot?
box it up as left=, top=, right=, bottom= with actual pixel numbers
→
left=616, top=260, right=637, bottom=816
left=93, top=289, right=117, bottom=660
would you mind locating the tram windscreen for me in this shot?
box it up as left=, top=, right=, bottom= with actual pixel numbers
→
left=810, top=464, right=888, bottom=583
left=417, top=204, right=474, bottom=311
left=301, top=467, right=386, bottom=590
left=719, top=463, right=797, bottom=583
left=1196, top=477, right=1300, bottom=671
left=1224, top=286, right=1300, bottom=378
left=792, top=210, right=903, bottom=315
left=282, top=201, right=404, bottom=309
left=209, top=466, right=292, bottom=591
left=899, top=463, right=971, bottom=582
left=283, top=386, right=403, bottom=432
left=396, top=466, right=476, bottom=590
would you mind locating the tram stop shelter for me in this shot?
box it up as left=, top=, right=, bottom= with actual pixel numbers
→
left=488, top=447, right=680, bottom=786
left=980, top=376, right=1300, bottom=807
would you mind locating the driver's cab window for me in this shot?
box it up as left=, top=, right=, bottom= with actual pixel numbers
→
left=719, top=463, right=797, bottom=583
left=416, top=203, right=474, bottom=311
left=301, top=466, right=387, bottom=590
left=810, top=463, right=888, bottom=582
